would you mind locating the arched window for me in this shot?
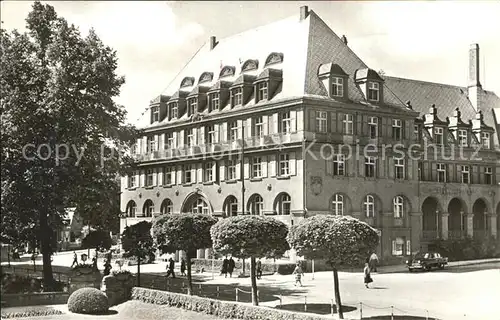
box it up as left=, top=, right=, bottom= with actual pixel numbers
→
left=275, top=193, right=291, bottom=215
left=393, top=196, right=404, bottom=218
left=143, top=200, right=154, bottom=217
left=160, top=199, right=173, bottom=215
left=223, top=196, right=238, bottom=217
left=126, top=201, right=137, bottom=218
left=248, top=194, right=264, bottom=215
left=331, top=194, right=344, bottom=216
left=364, top=195, right=375, bottom=218
left=191, top=198, right=209, bottom=214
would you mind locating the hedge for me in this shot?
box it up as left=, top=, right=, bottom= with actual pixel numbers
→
left=131, top=287, right=333, bottom=320
left=1, top=309, right=64, bottom=318
left=191, top=259, right=304, bottom=275
left=67, top=287, right=109, bottom=314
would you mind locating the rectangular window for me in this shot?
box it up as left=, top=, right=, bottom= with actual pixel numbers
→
left=461, top=165, right=470, bottom=184
left=146, top=169, right=154, bottom=187
left=484, top=167, right=492, bottom=185
left=165, top=132, right=174, bottom=150
left=280, top=112, right=291, bottom=134
left=279, top=154, right=290, bottom=176
left=394, top=157, right=405, bottom=179
left=204, top=162, right=213, bottom=182
left=227, top=159, right=237, bottom=180
left=413, top=124, right=420, bottom=142
left=434, top=127, right=444, bottom=145
left=127, top=174, right=136, bottom=188
left=164, top=166, right=173, bottom=185
left=333, top=154, right=345, bottom=176
left=184, top=165, right=192, bottom=184
left=185, top=129, right=195, bottom=147
left=229, top=121, right=238, bottom=141
left=368, top=82, right=379, bottom=101
left=316, top=111, right=328, bottom=133
left=206, top=125, right=215, bottom=144
left=152, top=106, right=159, bottom=122
left=147, top=136, right=155, bottom=153
left=331, top=77, right=344, bottom=97
left=254, top=116, right=263, bottom=138
left=392, top=237, right=405, bottom=256
left=187, top=98, right=197, bottom=116
left=458, top=129, right=468, bottom=147
left=231, top=87, right=243, bottom=107
left=256, top=82, right=268, bottom=102
left=343, top=114, right=353, bottom=135
left=208, top=92, right=220, bottom=112
left=252, top=157, right=262, bottom=178
left=169, top=102, right=178, bottom=119
left=437, top=163, right=447, bottom=182
left=392, top=119, right=402, bottom=140
left=365, top=157, right=376, bottom=178
left=369, top=117, right=378, bottom=139
left=481, top=132, right=490, bottom=149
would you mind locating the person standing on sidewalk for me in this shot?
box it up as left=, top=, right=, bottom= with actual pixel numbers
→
left=364, top=261, right=373, bottom=288
left=227, top=257, right=235, bottom=278
left=180, top=258, right=186, bottom=276
left=165, top=257, right=176, bottom=278
left=292, top=262, right=303, bottom=287
left=71, top=251, right=78, bottom=268
left=256, top=259, right=262, bottom=280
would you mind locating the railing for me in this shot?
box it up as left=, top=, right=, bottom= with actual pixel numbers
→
left=448, top=230, right=465, bottom=240
left=421, top=230, right=438, bottom=240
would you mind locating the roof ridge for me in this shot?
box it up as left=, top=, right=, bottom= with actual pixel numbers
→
left=384, top=75, right=467, bottom=91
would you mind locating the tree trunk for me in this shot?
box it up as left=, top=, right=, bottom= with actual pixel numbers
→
left=186, top=251, right=193, bottom=295
left=250, top=256, right=258, bottom=306
left=242, top=258, right=246, bottom=275
left=137, top=257, right=141, bottom=287
left=40, top=212, right=54, bottom=290
left=333, top=267, right=343, bottom=319
left=7, top=244, right=10, bottom=267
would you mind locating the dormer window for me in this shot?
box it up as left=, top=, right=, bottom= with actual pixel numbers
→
left=434, top=127, right=444, bottom=145
left=187, top=98, right=197, bottom=117
left=231, top=87, right=243, bottom=107
left=168, top=102, right=178, bottom=119
left=458, top=129, right=468, bottom=147
left=368, top=82, right=379, bottom=101
left=208, top=92, right=220, bottom=112
left=256, top=82, right=268, bottom=102
left=481, top=132, right=490, bottom=149
left=331, top=77, right=344, bottom=97
left=151, top=106, right=160, bottom=122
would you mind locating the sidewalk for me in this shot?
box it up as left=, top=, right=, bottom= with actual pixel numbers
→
left=375, top=257, right=500, bottom=273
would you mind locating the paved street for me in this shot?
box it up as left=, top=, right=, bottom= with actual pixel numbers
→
left=3, top=252, right=499, bottom=320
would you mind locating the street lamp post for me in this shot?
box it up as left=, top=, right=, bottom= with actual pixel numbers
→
left=240, top=123, right=246, bottom=276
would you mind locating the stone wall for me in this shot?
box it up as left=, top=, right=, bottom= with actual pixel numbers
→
left=2, top=292, right=69, bottom=307
left=68, top=268, right=102, bottom=294
left=101, top=274, right=135, bottom=306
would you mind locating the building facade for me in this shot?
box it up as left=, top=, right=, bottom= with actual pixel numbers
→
left=121, top=6, right=500, bottom=263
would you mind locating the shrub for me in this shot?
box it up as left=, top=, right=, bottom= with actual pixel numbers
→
left=1, top=309, right=63, bottom=319
left=191, top=259, right=297, bottom=275
left=131, top=287, right=331, bottom=320
left=111, top=269, right=132, bottom=277
left=67, top=287, right=109, bottom=314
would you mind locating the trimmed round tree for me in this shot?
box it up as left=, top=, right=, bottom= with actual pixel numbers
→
left=152, top=214, right=217, bottom=295
left=287, top=215, right=379, bottom=319
left=210, top=215, right=289, bottom=306
left=121, top=221, right=155, bottom=287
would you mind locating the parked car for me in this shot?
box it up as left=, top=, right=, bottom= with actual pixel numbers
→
left=406, top=252, right=448, bottom=272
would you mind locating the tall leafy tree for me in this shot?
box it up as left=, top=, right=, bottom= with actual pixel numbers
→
left=210, top=216, right=289, bottom=306
left=1, top=2, right=137, bottom=289
left=82, top=229, right=112, bottom=255
left=153, top=214, right=218, bottom=295
left=121, top=221, right=155, bottom=287
left=287, top=215, right=379, bottom=319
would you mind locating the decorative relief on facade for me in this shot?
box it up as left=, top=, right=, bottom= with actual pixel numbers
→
left=264, top=52, right=284, bottom=67
left=138, top=193, right=142, bottom=199
left=310, top=176, right=322, bottom=196
left=156, top=191, right=160, bottom=197
left=180, top=77, right=195, bottom=88
left=421, top=185, right=461, bottom=196
left=241, top=59, right=259, bottom=72
left=219, top=66, right=236, bottom=78
left=198, top=72, right=213, bottom=84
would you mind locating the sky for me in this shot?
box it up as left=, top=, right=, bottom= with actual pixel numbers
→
left=2, top=1, right=500, bottom=124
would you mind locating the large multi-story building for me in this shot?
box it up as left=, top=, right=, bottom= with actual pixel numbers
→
left=121, top=6, right=500, bottom=263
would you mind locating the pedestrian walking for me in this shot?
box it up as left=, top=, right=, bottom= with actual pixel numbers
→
left=369, top=252, right=379, bottom=272
left=292, top=262, right=303, bottom=287
left=364, top=261, right=373, bottom=288
left=180, top=258, right=186, bottom=276
left=220, top=257, right=228, bottom=277
left=227, top=257, right=235, bottom=278
left=256, top=259, right=262, bottom=280
left=165, top=257, right=176, bottom=278
left=71, top=251, right=78, bottom=268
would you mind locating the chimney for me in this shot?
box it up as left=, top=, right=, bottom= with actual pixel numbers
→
left=341, top=35, right=348, bottom=46
left=468, top=43, right=481, bottom=111
left=300, top=6, right=309, bottom=21
left=209, top=36, right=217, bottom=50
